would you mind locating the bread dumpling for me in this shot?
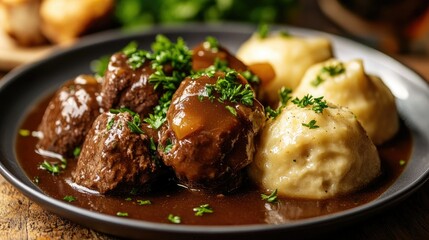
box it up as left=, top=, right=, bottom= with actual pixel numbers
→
left=294, top=59, right=399, bottom=145
left=236, top=33, right=332, bottom=105
left=248, top=100, right=380, bottom=199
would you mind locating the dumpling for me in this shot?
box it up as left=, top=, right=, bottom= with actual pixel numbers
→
left=248, top=99, right=380, bottom=199
left=236, top=33, right=332, bottom=105
left=293, top=59, right=399, bottom=145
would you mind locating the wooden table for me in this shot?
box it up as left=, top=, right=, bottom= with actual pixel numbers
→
left=1, top=54, right=428, bottom=239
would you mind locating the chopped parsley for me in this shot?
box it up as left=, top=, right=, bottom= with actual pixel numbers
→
left=265, top=87, right=292, bottom=119
left=203, top=36, right=219, bottom=51
left=39, top=157, right=67, bottom=175
left=399, top=160, right=406, bottom=166
left=193, top=204, right=214, bottom=216
left=203, top=70, right=254, bottom=106
left=291, top=94, right=328, bottom=113
left=167, top=214, right=181, bottom=224
left=302, top=119, right=319, bottom=129
left=321, top=63, right=345, bottom=76
left=198, top=70, right=254, bottom=116
left=117, top=212, right=129, bottom=217
left=311, top=62, right=346, bottom=87
left=144, top=91, right=172, bottom=129
left=109, top=107, right=145, bottom=134
left=137, top=199, right=152, bottom=205
left=73, top=147, right=81, bottom=158
left=257, top=23, right=269, bottom=39
left=261, top=189, right=278, bottom=203
left=18, top=129, right=30, bottom=137
left=225, top=105, right=237, bottom=116
left=90, top=55, right=110, bottom=77
left=311, top=75, right=324, bottom=87
left=63, top=195, right=77, bottom=202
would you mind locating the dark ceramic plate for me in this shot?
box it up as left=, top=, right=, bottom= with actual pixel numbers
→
left=1, top=24, right=429, bottom=239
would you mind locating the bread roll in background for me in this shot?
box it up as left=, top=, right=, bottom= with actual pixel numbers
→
left=249, top=102, right=381, bottom=199
left=0, top=0, right=46, bottom=46
left=294, top=59, right=399, bottom=145
left=40, top=0, right=114, bottom=44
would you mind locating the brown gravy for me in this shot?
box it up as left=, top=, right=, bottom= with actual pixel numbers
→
left=15, top=94, right=412, bottom=225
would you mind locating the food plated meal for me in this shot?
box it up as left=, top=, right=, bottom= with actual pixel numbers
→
left=1, top=24, right=428, bottom=239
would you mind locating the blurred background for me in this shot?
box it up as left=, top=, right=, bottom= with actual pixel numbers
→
left=1, top=0, right=429, bottom=76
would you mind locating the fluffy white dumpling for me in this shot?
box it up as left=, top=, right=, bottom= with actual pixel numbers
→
left=236, top=34, right=332, bottom=105
left=294, top=59, right=399, bottom=145
left=248, top=102, right=381, bottom=199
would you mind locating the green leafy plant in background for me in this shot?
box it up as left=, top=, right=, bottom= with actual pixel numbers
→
left=115, top=0, right=297, bottom=29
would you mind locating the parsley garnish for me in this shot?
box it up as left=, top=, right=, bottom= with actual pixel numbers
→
left=204, top=70, right=254, bottom=106
left=90, top=55, right=110, bottom=77
left=122, top=41, right=150, bottom=70
left=63, top=195, right=77, bottom=202
left=167, top=214, right=181, bottom=224
left=144, top=91, right=172, bottom=129
left=110, top=108, right=144, bottom=134
left=257, top=23, right=269, bottom=39
left=39, top=156, right=67, bottom=175
left=73, top=147, right=81, bottom=158
left=311, top=75, right=324, bottom=87
left=291, top=94, right=328, bottom=113
left=265, top=87, right=292, bottom=119
left=19, top=129, right=30, bottom=137
left=117, top=212, right=129, bottom=217
left=311, top=62, right=346, bottom=87
left=225, top=105, right=237, bottom=116
left=321, top=63, right=345, bottom=76
left=261, top=189, right=278, bottom=203
left=302, top=119, right=319, bottom=129
left=203, top=36, right=219, bottom=51
left=193, top=204, right=214, bottom=216
left=137, top=199, right=152, bottom=205
left=399, top=160, right=406, bottom=166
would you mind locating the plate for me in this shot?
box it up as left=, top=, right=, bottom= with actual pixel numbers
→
left=1, top=23, right=429, bottom=239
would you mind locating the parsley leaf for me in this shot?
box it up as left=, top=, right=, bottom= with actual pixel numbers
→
left=193, top=204, right=214, bottom=216
left=63, top=195, right=77, bottom=202
left=257, top=23, right=269, bottom=39
left=261, top=189, right=278, bottom=203
left=302, top=119, right=319, bottom=129
left=167, top=214, right=181, bottom=224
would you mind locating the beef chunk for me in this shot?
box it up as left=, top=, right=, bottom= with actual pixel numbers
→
left=36, top=75, right=101, bottom=156
left=101, top=52, right=161, bottom=116
left=72, top=111, right=159, bottom=194
left=159, top=72, right=265, bottom=192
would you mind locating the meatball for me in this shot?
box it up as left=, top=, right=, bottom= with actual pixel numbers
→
left=72, top=111, right=160, bottom=194
left=36, top=75, right=101, bottom=156
left=192, top=41, right=248, bottom=72
left=159, top=71, right=265, bottom=192
left=101, top=52, right=161, bottom=116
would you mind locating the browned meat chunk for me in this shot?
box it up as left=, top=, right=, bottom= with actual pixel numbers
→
left=159, top=71, right=265, bottom=192
left=36, top=75, right=101, bottom=156
left=72, top=110, right=159, bottom=194
left=101, top=52, right=161, bottom=116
